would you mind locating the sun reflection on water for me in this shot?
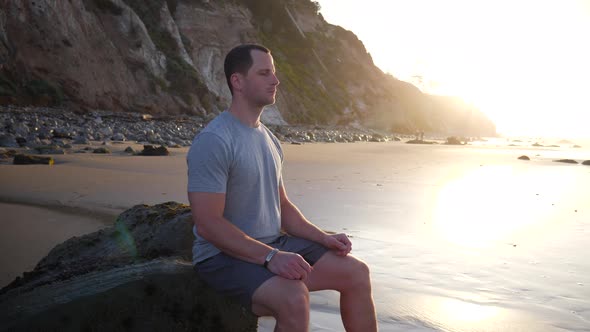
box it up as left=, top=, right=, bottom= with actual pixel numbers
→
left=438, top=297, right=499, bottom=322
left=432, top=165, right=574, bottom=248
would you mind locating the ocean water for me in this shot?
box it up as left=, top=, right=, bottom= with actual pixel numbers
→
left=274, top=140, right=590, bottom=331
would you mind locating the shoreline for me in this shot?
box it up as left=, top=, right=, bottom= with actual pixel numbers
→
left=0, top=197, right=119, bottom=225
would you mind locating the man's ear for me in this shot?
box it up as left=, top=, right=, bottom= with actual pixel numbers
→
left=230, top=73, right=242, bottom=93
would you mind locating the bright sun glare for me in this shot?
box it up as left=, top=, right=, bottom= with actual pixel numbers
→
left=318, top=0, right=590, bottom=138
left=432, top=165, right=577, bottom=248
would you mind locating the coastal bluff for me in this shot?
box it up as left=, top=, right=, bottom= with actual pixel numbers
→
left=0, top=202, right=258, bottom=332
left=0, top=0, right=496, bottom=136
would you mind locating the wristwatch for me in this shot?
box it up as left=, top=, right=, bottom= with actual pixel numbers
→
left=263, top=248, right=280, bottom=268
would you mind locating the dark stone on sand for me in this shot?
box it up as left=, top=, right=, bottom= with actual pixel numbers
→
left=13, top=154, right=54, bottom=165
left=582, top=160, right=590, bottom=165
left=573, top=145, right=582, bottom=148
left=406, top=139, right=437, bottom=144
left=554, top=159, right=578, bottom=164
left=532, top=143, right=543, bottom=147
left=518, top=155, right=530, bottom=160
left=0, top=202, right=258, bottom=332
left=93, top=147, right=111, bottom=154
left=140, top=145, right=169, bottom=156
left=124, top=146, right=135, bottom=154
left=445, top=136, right=463, bottom=145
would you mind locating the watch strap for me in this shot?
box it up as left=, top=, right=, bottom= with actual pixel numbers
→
left=263, top=248, right=279, bottom=268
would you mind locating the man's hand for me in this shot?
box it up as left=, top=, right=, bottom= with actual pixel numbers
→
left=267, top=251, right=312, bottom=280
left=322, top=233, right=352, bottom=256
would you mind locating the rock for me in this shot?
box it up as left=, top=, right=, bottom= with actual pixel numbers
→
left=63, top=143, right=73, bottom=149
left=124, top=146, right=135, bottom=154
left=0, top=149, right=17, bottom=159
left=582, top=160, right=590, bottom=165
left=112, top=133, right=126, bottom=141
left=0, top=134, right=19, bottom=148
left=24, top=136, right=42, bottom=148
left=0, top=202, right=257, bottom=332
left=406, top=139, right=436, bottom=144
left=35, top=145, right=65, bottom=155
left=140, top=145, right=169, bottom=156
left=445, top=136, right=463, bottom=145
left=52, top=130, right=73, bottom=139
left=73, top=136, right=90, bottom=145
left=518, top=155, right=530, bottom=160
left=532, top=143, right=543, bottom=147
left=554, top=159, right=578, bottom=164
left=93, top=147, right=111, bottom=154
left=13, top=154, right=54, bottom=165
left=393, top=137, right=401, bottom=141
left=573, top=145, right=582, bottom=148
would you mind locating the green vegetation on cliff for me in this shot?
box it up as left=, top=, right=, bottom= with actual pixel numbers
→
left=121, top=0, right=213, bottom=110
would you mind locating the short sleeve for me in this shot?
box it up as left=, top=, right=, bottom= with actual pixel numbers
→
left=187, top=132, right=232, bottom=193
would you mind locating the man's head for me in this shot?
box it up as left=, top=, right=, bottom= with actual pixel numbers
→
left=224, top=44, right=280, bottom=107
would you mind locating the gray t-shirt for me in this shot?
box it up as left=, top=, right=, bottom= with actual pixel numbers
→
left=187, top=111, right=284, bottom=264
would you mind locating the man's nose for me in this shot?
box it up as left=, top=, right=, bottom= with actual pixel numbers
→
left=272, top=73, right=280, bottom=86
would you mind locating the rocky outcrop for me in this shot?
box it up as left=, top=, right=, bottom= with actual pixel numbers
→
left=0, top=0, right=496, bottom=137
left=0, top=202, right=257, bottom=332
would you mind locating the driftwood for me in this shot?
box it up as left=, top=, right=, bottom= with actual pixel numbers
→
left=0, top=202, right=257, bottom=332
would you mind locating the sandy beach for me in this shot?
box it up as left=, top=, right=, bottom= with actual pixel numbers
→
left=1, top=140, right=589, bottom=331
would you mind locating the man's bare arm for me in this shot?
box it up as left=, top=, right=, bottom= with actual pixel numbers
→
left=188, top=191, right=272, bottom=264
left=189, top=191, right=312, bottom=279
left=279, top=183, right=352, bottom=256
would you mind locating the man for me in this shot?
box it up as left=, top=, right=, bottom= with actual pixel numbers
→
left=187, top=44, right=377, bottom=332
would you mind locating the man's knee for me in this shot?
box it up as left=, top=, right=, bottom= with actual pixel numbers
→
left=276, top=281, right=310, bottom=315
left=253, top=277, right=310, bottom=318
left=346, top=258, right=372, bottom=290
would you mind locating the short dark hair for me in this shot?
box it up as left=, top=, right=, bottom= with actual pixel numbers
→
left=224, top=44, right=270, bottom=95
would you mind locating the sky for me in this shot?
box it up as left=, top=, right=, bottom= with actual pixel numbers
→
left=317, top=0, right=590, bottom=138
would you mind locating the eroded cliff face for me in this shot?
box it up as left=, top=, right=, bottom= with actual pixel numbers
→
left=0, top=0, right=496, bottom=136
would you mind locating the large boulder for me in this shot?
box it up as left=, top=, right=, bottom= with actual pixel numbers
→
left=0, top=202, right=257, bottom=332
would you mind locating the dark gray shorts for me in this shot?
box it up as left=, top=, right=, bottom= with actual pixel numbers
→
left=193, top=234, right=328, bottom=312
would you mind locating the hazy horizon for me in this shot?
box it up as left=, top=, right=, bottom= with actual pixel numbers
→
left=318, top=0, right=590, bottom=140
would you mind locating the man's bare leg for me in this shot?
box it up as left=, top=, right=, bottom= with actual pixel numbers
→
left=304, top=251, right=377, bottom=332
left=252, top=276, right=310, bottom=332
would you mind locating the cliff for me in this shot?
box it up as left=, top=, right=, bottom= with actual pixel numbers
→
left=0, top=0, right=496, bottom=136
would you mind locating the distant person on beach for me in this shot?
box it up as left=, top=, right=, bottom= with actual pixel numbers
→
left=187, top=44, right=377, bottom=331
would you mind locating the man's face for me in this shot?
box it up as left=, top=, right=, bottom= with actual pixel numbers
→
left=240, top=50, right=280, bottom=107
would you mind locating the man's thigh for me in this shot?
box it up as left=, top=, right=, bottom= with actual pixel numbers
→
left=303, top=251, right=369, bottom=292
left=194, top=253, right=275, bottom=311
left=194, top=235, right=329, bottom=312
